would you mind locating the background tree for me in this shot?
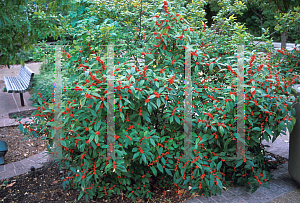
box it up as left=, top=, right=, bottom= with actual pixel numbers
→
left=0, top=0, right=70, bottom=68
left=205, top=0, right=300, bottom=48
left=275, top=5, right=300, bottom=47
left=244, top=0, right=299, bottom=48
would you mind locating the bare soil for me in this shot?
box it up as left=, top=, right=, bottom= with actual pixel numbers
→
left=0, top=126, right=47, bottom=165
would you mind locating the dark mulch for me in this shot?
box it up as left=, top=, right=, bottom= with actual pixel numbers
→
left=0, top=150, right=288, bottom=203
left=0, top=160, right=201, bottom=203
left=0, top=126, right=47, bottom=165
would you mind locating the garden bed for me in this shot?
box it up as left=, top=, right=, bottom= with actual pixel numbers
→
left=0, top=151, right=287, bottom=203
left=0, top=125, right=289, bottom=202
left=0, top=126, right=47, bottom=165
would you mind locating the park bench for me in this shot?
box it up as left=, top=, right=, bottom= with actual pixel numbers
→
left=3, top=65, right=35, bottom=106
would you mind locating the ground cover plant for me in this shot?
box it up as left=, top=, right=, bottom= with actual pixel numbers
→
left=15, top=0, right=300, bottom=202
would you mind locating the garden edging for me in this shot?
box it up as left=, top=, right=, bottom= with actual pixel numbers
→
left=0, top=150, right=53, bottom=181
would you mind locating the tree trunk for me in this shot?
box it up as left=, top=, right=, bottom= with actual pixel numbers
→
left=281, top=31, right=287, bottom=49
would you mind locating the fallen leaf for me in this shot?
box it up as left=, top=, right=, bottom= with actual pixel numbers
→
left=52, top=180, right=58, bottom=184
left=5, top=182, right=16, bottom=188
left=178, top=189, right=185, bottom=194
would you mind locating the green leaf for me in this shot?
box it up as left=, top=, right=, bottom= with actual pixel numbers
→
left=219, top=125, right=224, bottom=135
left=211, top=125, right=217, bottom=132
left=120, top=112, right=125, bottom=122
left=143, top=115, right=151, bottom=123
left=165, top=168, right=172, bottom=176
left=123, top=98, right=131, bottom=104
left=19, top=123, right=23, bottom=132
left=209, top=175, right=214, bottom=187
left=236, top=159, right=244, bottom=168
left=151, top=166, right=157, bottom=176
left=78, top=191, right=84, bottom=201
left=147, top=54, right=154, bottom=59
left=96, top=102, right=101, bottom=111
left=195, top=162, right=202, bottom=170
left=217, top=161, right=222, bottom=171
left=158, top=147, right=163, bottom=156
left=91, top=109, right=97, bottom=117
left=161, top=28, right=168, bottom=35
left=147, top=103, right=152, bottom=113
left=95, top=134, right=99, bottom=145
left=21, top=59, right=25, bottom=67
left=81, top=97, right=86, bottom=107
left=31, top=131, right=37, bottom=138
left=252, top=127, right=261, bottom=131
left=170, top=116, right=173, bottom=123
left=96, top=121, right=101, bottom=131
left=149, top=95, right=156, bottom=100
left=226, top=102, right=230, bottom=111
left=292, top=117, right=296, bottom=125
left=161, top=157, right=165, bottom=164
left=183, top=177, right=191, bottom=185
left=156, top=98, right=161, bottom=108
left=150, top=138, right=155, bottom=147
left=209, top=63, right=214, bottom=73
left=158, top=87, right=165, bottom=94
left=133, top=152, right=139, bottom=160
left=142, top=154, right=147, bottom=164
left=157, top=162, right=163, bottom=173
left=216, top=178, right=223, bottom=189
left=62, top=181, right=66, bottom=190
left=265, top=128, right=272, bottom=136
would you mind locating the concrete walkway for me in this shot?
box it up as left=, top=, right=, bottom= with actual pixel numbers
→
left=0, top=62, right=53, bottom=181
left=0, top=62, right=300, bottom=202
left=0, top=63, right=41, bottom=128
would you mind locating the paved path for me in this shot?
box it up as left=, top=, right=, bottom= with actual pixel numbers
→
left=0, top=62, right=300, bottom=202
left=253, top=41, right=299, bottom=51
left=0, top=63, right=40, bottom=128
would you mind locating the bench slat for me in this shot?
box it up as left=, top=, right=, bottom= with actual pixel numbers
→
left=24, top=66, right=34, bottom=87
left=4, top=65, right=34, bottom=106
left=5, top=77, right=17, bottom=93
left=19, top=67, right=31, bottom=85
left=17, top=74, right=29, bottom=89
left=4, top=65, right=34, bottom=93
left=3, top=77, right=12, bottom=92
left=11, top=77, right=24, bottom=92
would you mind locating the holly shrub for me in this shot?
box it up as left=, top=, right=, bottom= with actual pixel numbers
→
left=16, top=1, right=300, bottom=202
left=275, top=47, right=300, bottom=80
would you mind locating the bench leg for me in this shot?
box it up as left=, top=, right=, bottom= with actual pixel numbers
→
left=20, top=93, right=24, bottom=106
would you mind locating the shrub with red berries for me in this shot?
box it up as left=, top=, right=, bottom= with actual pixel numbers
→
left=15, top=1, right=299, bottom=202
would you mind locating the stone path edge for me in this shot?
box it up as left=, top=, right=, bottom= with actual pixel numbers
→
left=0, top=150, right=53, bottom=181
left=0, top=117, right=33, bottom=128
